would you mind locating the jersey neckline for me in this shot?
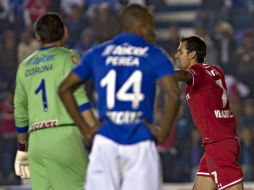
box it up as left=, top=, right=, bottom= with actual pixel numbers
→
left=39, top=46, right=57, bottom=51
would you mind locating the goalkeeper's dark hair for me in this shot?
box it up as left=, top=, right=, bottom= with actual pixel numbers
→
left=180, top=35, right=206, bottom=63
left=35, top=12, right=65, bottom=43
left=120, top=4, right=152, bottom=32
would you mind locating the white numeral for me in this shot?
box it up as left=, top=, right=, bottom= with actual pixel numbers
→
left=215, top=79, right=227, bottom=108
left=100, top=70, right=116, bottom=109
left=100, top=70, right=144, bottom=109
left=211, top=171, right=218, bottom=184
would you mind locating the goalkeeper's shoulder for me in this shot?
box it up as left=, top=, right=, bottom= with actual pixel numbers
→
left=56, top=47, right=81, bottom=65
left=18, top=51, right=39, bottom=69
left=59, top=47, right=79, bottom=56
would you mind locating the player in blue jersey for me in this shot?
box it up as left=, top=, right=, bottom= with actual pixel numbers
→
left=59, top=4, right=180, bottom=190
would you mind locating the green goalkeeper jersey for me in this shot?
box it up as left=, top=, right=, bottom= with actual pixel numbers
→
left=14, top=46, right=89, bottom=133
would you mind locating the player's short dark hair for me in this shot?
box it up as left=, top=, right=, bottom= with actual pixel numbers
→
left=120, top=4, right=152, bottom=31
left=180, top=35, right=206, bottom=63
left=35, top=12, right=65, bottom=43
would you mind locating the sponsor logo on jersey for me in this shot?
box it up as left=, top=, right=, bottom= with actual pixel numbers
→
left=25, top=64, right=53, bottom=77
left=31, top=120, right=58, bottom=131
left=106, top=111, right=143, bottom=125
left=102, top=44, right=149, bottom=57
left=26, top=53, right=57, bottom=65
left=214, top=110, right=233, bottom=118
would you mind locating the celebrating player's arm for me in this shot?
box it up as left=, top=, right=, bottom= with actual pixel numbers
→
left=174, top=69, right=193, bottom=84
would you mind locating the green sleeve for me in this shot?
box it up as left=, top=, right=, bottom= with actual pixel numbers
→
left=14, top=66, right=29, bottom=133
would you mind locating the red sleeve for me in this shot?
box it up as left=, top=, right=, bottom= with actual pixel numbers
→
left=187, top=64, right=205, bottom=88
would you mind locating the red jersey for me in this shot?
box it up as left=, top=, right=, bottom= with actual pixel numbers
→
left=185, top=64, right=238, bottom=144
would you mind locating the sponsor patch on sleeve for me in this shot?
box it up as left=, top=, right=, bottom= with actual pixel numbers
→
left=71, top=55, right=80, bottom=65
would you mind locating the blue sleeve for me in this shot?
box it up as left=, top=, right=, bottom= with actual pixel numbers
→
left=79, top=102, right=91, bottom=112
left=72, top=49, right=93, bottom=81
left=16, top=126, right=29, bottom=133
left=154, top=48, right=175, bottom=80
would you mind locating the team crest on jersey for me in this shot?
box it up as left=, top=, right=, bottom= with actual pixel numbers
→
left=71, top=55, right=80, bottom=64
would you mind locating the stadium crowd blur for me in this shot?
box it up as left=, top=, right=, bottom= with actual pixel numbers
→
left=0, top=0, right=254, bottom=185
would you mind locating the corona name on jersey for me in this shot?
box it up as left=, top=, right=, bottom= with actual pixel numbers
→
left=25, top=64, right=53, bottom=77
left=106, top=111, right=143, bottom=125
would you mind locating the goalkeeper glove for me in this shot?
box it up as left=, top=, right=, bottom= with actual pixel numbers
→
left=14, top=143, right=30, bottom=179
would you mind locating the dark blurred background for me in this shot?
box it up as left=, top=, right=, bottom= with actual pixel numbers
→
left=0, top=0, right=254, bottom=186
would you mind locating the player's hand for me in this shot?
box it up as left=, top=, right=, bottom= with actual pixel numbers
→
left=83, top=120, right=105, bottom=144
left=85, top=125, right=99, bottom=142
left=14, top=150, right=31, bottom=179
left=83, top=126, right=98, bottom=150
left=143, top=120, right=167, bottom=143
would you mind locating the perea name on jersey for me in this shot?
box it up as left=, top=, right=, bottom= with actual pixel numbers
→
left=106, top=56, right=140, bottom=66
left=103, top=43, right=148, bottom=67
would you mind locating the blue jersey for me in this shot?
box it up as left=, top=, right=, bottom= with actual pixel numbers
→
left=72, top=33, right=175, bottom=144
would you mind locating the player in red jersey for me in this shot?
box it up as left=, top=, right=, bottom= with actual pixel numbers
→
left=174, top=36, right=244, bottom=190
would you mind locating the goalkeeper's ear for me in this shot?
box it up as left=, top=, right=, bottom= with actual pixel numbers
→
left=35, top=32, right=42, bottom=44
left=63, top=26, right=68, bottom=42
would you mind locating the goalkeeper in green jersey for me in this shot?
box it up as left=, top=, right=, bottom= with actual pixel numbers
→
left=14, top=13, right=97, bottom=190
